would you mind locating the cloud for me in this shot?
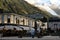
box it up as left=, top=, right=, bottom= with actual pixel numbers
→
left=25, top=0, right=60, bottom=6
left=50, top=0, right=60, bottom=5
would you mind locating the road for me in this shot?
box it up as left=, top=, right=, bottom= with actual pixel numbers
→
left=0, top=36, right=60, bottom=40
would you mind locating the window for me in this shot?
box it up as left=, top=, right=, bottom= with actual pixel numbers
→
left=0, top=15, right=2, bottom=23
left=0, top=9, right=3, bottom=13
left=7, top=15, right=10, bottom=23
left=16, top=18, right=19, bottom=24
left=17, top=20, right=19, bottom=24
left=16, top=18, right=17, bottom=24
left=8, top=18, right=10, bottom=23
left=2, top=15, right=4, bottom=23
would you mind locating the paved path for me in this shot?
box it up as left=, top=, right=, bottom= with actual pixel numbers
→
left=0, top=36, right=60, bottom=40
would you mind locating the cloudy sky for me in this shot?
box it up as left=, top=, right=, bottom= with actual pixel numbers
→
left=25, top=0, right=60, bottom=6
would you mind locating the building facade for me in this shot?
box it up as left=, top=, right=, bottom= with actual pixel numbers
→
left=0, top=13, right=48, bottom=30
left=0, top=13, right=35, bottom=30
left=48, top=18, right=60, bottom=30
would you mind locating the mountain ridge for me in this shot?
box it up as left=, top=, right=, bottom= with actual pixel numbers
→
left=0, top=0, right=53, bottom=20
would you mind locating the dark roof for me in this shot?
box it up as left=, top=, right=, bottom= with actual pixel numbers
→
left=49, top=17, right=60, bottom=22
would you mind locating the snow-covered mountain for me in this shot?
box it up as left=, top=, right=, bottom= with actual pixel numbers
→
left=25, top=0, right=60, bottom=17
left=49, top=4, right=60, bottom=16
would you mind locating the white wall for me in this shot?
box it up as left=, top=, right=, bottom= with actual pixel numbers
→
left=49, top=22, right=60, bottom=30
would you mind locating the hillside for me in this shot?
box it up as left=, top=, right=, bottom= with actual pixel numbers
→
left=0, top=0, right=53, bottom=20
